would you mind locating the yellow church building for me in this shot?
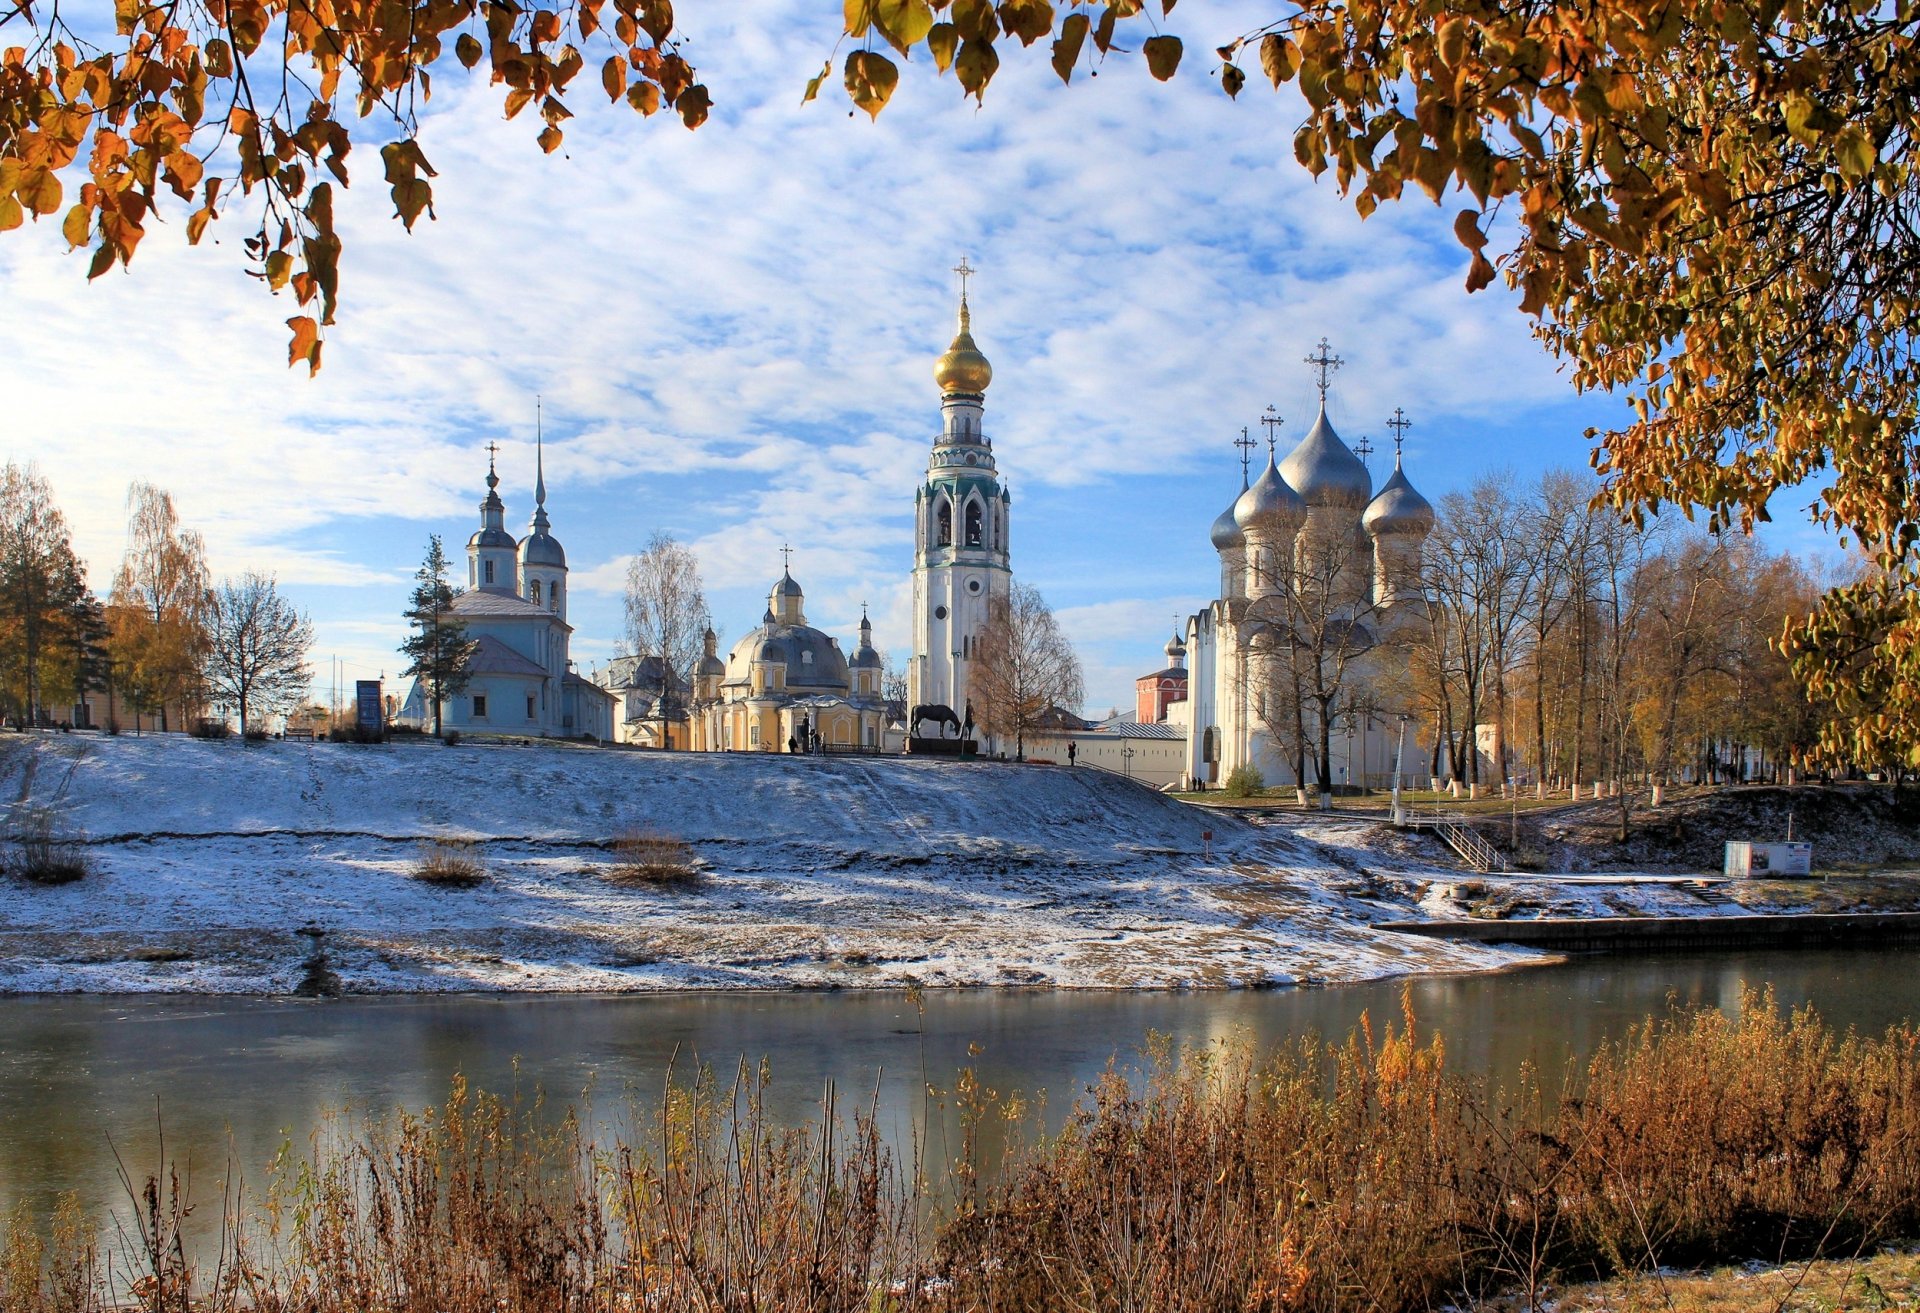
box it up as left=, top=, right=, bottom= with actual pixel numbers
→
left=689, top=568, right=890, bottom=752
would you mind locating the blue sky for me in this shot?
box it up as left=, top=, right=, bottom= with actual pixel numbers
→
left=0, top=1, right=1842, bottom=715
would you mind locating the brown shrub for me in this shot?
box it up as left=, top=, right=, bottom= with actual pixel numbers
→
left=4, top=807, right=91, bottom=885
left=2, top=991, right=1916, bottom=1313
left=606, top=828, right=698, bottom=886
left=414, top=838, right=486, bottom=888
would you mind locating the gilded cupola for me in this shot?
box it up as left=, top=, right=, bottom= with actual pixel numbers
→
left=933, top=296, right=993, bottom=396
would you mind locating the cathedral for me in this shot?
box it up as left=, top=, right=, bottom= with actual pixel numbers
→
left=1181, top=346, right=1434, bottom=792
left=688, top=565, right=891, bottom=752
left=398, top=442, right=617, bottom=741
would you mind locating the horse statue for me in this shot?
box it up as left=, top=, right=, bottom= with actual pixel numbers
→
left=911, top=703, right=963, bottom=738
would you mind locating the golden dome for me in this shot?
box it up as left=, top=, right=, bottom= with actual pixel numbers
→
left=933, top=298, right=993, bottom=395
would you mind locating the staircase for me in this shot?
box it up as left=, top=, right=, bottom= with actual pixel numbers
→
left=1405, top=809, right=1507, bottom=873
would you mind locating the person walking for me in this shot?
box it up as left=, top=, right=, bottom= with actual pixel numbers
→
left=1067, top=741, right=1077, bottom=766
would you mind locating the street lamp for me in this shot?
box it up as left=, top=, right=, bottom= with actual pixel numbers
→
left=1391, top=713, right=1410, bottom=826
left=1121, top=741, right=1136, bottom=779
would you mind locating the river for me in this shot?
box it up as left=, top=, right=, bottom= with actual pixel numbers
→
left=3, top=948, right=1917, bottom=1233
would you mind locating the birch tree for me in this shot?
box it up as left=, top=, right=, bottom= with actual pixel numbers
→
left=972, top=581, right=1084, bottom=759
left=204, top=572, right=315, bottom=732
left=622, top=532, right=707, bottom=751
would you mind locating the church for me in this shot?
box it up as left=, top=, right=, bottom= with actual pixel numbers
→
left=1180, top=344, right=1435, bottom=793
left=687, top=565, right=892, bottom=752
left=398, top=441, right=617, bottom=741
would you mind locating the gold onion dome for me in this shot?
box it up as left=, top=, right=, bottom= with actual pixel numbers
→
left=934, top=297, right=993, bottom=395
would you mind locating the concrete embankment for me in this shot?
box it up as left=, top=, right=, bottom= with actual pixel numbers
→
left=1382, top=911, right=1920, bottom=951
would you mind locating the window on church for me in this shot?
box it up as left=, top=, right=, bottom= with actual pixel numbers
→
left=527, top=695, right=536, bottom=719
left=965, top=501, right=982, bottom=547
left=484, top=560, right=495, bottom=584
left=937, top=502, right=952, bottom=547
left=473, top=695, right=488, bottom=717
left=531, top=579, right=542, bottom=605
left=750, top=725, right=760, bottom=747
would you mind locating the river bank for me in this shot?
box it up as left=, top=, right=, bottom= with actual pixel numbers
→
left=0, top=735, right=1904, bottom=994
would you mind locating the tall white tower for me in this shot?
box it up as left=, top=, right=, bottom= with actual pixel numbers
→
left=909, top=260, right=1011, bottom=719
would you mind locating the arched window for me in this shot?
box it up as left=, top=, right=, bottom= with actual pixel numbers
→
left=484, top=559, right=495, bottom=584
left=937, top=501, right=953, bottom=547
left=530, top=578, right=542, bottom=605
left=965, top=500, right=983, bottom=547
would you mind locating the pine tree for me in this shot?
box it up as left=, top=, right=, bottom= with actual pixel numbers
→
left=399, top=536, right=478, bottom=738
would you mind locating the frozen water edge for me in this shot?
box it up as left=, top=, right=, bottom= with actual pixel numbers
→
left=0, top=734, right=1580, bottom=995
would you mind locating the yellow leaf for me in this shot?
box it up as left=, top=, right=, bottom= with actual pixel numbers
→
left=1259, top=33, right=1297, bottom=86
left=1051, top=13, right=1087, bottom=82
left=1221, top=61, right=1244, bottom=99
left=802, top=60, right=831, bottom=105
left=929, top=22, right=960, bottom=73
left=0, top=195, right=20, bottom=232
left=61, top=203, right=90, bottom=248
left=602, top=56, right=627, bottom=101
left=538, top=124, right=564, bottom=152
left=845, top=0, right=872, bottom=36
left=1143, top=33, right=1181, bottom=81
left=1465, top=249, right=1495, bottom=292
left=287, top=315, right=322, bottom=375
left=456, top=33, right=483, bottom=68
left=504, top=87, right=534, bottom=119
left=1835, top=125, right=1875, bottom=180
left=955, top=37, right=999, bottom=100
left=87, top=241, right=115, bottom=279
left=1453, top=208, right=1487, bottom=250
left=1436, top=17, right=1469, bottom=69
left=19, top=167, right=61, bottom=216
left=877, top=0, right=935, bottom=49
left=678, top=83, right=711, bottom=129
left=265, top=250, right=292, bottom=289
left=997, top=0, right=1053, bottom=47
left=627, top=80, right=661, bottom=115
left=844, top=49, right=900, bottom=119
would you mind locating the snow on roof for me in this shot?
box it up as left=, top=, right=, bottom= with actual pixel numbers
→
left=466, top=634, right=547, bottom=678
left=453, top=590, right=554, bottom=619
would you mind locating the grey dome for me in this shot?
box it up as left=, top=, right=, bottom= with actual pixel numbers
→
left=1279, top=405, right=1372, bottom=508
left=518, top=530, right=566, bottom=567
left=852, top=645, right=883, bottom=669
left=469, top=526, right=516, bottom=550
left=772, top=572, right=803, bottom=599
left=1362, top=462, right=1435, bottom=536
left=697, top=653, right=726, bottom=677
left=728, top=623, right=853, bottom=692
left=1210, top=495, right=1245, bottom=551
left=1232, top=457, right=1307, bottom=531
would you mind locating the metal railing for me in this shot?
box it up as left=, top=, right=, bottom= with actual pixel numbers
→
left=1402, top=807, right=1507, bottom=872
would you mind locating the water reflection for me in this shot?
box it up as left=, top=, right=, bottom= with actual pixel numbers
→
left=1, top=950, right=1915, bottom=1237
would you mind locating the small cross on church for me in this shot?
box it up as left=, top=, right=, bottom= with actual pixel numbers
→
left=1259, top=404, right=1285, bottom=457
left=1304, top=337, right=1344, bottom=400
left=1387, top=406, right=1413, bottom=459
left=953, top=256, right=975, bottom=300
left=1234, top=426, right=1257, bottom=481
left=779, top=542, right=795, bottom=573
left=485, top=440, right=500, bottom=465
left=1353, top=434, right=1374, bottom=468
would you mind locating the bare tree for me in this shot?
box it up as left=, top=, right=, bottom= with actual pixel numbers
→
left=623, top=532, right=707, bottom=751
left=108, top=483, right=210, bottom=732
left=971, top=580, right=1085, bottom=759
left=204, top=572, right=315, bottom=732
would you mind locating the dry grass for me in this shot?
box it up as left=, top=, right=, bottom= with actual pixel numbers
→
left=2, top=990, right=1918, bottom=1312
left=4, top=806, right=91, bottom=885
left=413, top=838, right=487, bottom=888
left=605, top=828, right=699, bottom=886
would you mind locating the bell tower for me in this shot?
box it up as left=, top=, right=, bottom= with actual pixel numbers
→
left=909, top=259, right=1011, bottom=718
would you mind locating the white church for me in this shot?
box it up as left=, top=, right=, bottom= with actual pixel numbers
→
left=398, top=443, right=617, bottom=741
left=1179, top=346, right=1436, bottom=793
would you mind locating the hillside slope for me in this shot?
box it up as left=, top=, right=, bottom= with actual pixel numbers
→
left=0, top=735, right=1526, bottom=993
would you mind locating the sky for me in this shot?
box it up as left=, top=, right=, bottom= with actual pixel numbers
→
left=0, top=1, right=1844, bottom=716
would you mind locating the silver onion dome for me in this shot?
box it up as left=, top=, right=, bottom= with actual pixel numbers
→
left=1210, top=496, right=1245, bottom=551
left=1279, top=404, right=1372, bottom=508
left=1362, top=460, right=1436, bottom=536
left=1232, top=456, right=1307, bottom=531
left=756, top=638, right=787, bottom=663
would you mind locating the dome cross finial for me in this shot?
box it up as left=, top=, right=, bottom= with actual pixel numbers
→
left=779, top=542, right=794, bottom=573
left=1304, top=337, right=1344, bottom=403
left=1387, top=406, right=1413, bottom=464
left=1259, top=404, right=1285, bottom=459
left=953, top=255, right=975, bottom=302
left=485, top=440, right=501, bottom=488
left=1353, top=433, right=1374, bottom=470
left=1234, top=426, right=1256, bottom=487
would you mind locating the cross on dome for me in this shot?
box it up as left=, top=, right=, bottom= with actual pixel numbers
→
left=1304, top=338, right=1344, bottom=401
left=484, top=441, right=501, bottom=487
left=953, top=256, right=975, bottom=302
left=779, top=542, right=795, bottom=572
left=1354, top=434, right=1375, bottom=468
left=1260, top=404, right=1284, bottom=457
left=1234, top=427, right=1257, bottom=485
left=1387, top=406, right=1413, bottom=461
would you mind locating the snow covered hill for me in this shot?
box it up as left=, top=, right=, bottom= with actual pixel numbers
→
left=0, top=734, right=1525, bottom=993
